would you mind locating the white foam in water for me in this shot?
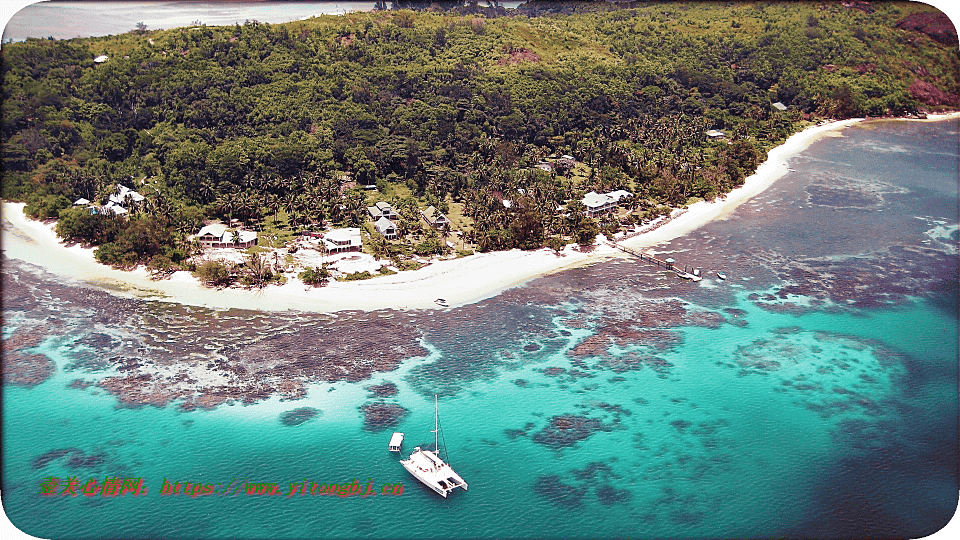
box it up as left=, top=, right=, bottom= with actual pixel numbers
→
left=915, top=217, right=960, bottom=255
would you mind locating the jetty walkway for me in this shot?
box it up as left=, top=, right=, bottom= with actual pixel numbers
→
left=606, top=241, right=704, bottom=281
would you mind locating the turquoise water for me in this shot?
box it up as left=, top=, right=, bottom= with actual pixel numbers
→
left=3, top=120, right=957, bottom=539
left=3, top=293, right=954, bottom=538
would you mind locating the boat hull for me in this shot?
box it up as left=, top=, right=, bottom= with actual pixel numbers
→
left=400, top=448, right=468, bottom=498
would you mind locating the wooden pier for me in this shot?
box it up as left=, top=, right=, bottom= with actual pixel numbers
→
left=608, top=242, right=702, bottom=279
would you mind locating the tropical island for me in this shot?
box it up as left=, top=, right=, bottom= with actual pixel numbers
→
left=2, top=1, right=957, bottom=305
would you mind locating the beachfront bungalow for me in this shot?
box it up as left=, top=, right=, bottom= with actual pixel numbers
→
left=321, top=228, right=362, bottom=253
left=100, top=203, right=128, bottom=216
left=74, top=198, right=90, bottom=206
left=368, top=201, right=398, bottom=221
left=706, top=129, right=726, bottom=140
left=374, top=217, right=398, bottom=240
left=109, top=184, right=146, bottom=210
left=94, top=55, right=108, bottom=63
left=581, top=190, right=633, bottom=218
left=420, top=206, right=450, bottom=229
left=535, top=161, right=554, bottom=173
left=194, top=224, right=258, bottom=249
left=772, top=102, right=788, bottom=111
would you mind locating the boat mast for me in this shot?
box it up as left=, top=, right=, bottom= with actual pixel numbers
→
left=431, top=394, right=439, bottom=453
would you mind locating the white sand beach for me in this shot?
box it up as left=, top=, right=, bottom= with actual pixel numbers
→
left=4, top=114, right=957, bottom=313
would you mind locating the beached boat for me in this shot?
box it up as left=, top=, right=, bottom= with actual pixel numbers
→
left=717, top=272, right=727, bottom=280
left=400, top=396, right=468, bottom=498
left=675, top=269, right=702, bottom=282
left=435, top=298, right=448, bottom=307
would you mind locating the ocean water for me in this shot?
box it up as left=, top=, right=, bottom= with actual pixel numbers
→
left=2, top=1, right=525, bottom=43
left=3, top=2, right=378, bottom=42
left=2, top=119, right=957, bottom=539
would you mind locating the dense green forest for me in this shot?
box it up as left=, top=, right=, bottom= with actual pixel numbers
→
left=2, top=1, right=957, bottom=273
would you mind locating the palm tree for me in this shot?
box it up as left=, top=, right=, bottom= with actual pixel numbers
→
left=343, top=190, right=366, bottom=227
left=244, top=253, right=271, bottom=288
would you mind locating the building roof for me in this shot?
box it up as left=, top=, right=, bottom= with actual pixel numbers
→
left=772, top=101, right=787, bottom=111
left=235, top=230, right=258, bottom=243
left=582, top=190, right=633, bottom=210
left=94, top=55, right=108, bottom=63
left=195, top=224, right=256, bottom=244
left=582, top=191, right=609, bottom=209
left=375, top=216, right=396, bottom=232
left=422, top=206, right=448, bottom=222
left=369, top=201, right=396, bottom=219
left=323, top=228, right=362, bottom=248
left=102, top=203, right=128, bottom=215
left=111, top=184, right=145, bottom=205
left=197, top=223, right=230, bottom=238
left=74, top=198, right=90, bottom=205
left=706, top=129, right=726, bottom=138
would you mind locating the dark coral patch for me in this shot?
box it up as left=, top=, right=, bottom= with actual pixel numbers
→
left=531, top=414, right=611, bottom=449
left=3, top=350, right=55, bottom=387
left=280, top=407, right=320, bottom=427
left=533, top=475, right=586, bottom=508
left=366, top=382, right=398, bottom=397
left=32, top=448, right=79, bottom=469
left=571, top=461, right=614, bottom=482
left=66, top=451, right=106, bottom=469
left=595, top=402, right=632, bottom=416
left=596, top=485, right=632, bottom=505
left=360, top=403, right=409, bottom=432
left=34, top=448, right=106, bottom=470
left=76, top=333, right=117, bottom=349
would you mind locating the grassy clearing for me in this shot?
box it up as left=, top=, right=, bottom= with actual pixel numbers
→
left=445, top=197, right=473, bottom=232
left=258, top=208, right=298, bottom=248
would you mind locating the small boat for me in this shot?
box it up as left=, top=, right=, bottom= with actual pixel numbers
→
left=388, top=432, right=404, bottom=453
left=435, top=298, right=448, bottom=307
left=675, top=270, right=702, bottom=282
left=400, top=396, right=468, bottom=498
left=717, top=272, right=727, bottom=280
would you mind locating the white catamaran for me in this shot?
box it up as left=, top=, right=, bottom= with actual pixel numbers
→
left=399, top=395, right=468, bottom=498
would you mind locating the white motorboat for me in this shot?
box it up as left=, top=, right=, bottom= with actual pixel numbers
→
left=388, top=432, right=404, bottom=452
left=399, top=396, right=468, bottom=498
left=675, top=269, right=702, bottom=282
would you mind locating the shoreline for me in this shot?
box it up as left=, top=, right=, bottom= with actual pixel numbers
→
left=4, top=113, right=958, bottom=313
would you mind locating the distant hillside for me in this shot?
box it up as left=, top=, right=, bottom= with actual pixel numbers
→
left=2, top=1, right=956, bottom=268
